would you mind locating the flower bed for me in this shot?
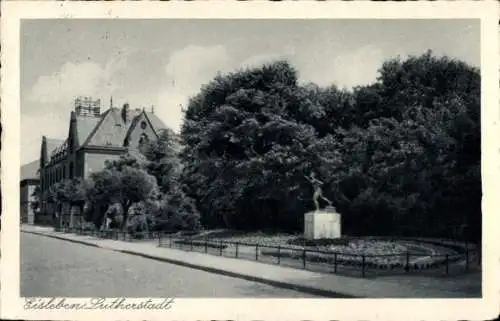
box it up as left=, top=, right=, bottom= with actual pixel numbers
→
left=260, top=239, right=462, bottom=270
left=173, top=239, right=229, bottom=250
left=287, top=237, right=350, bottom=247
left=201, top=232, right=298, bottom=247
left=158, top=230, right=468, bottom=271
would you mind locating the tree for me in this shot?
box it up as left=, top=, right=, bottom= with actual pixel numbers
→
left=180, top=53, right=480, bottom=241
left=141, top=129, right=182, bottom=194
left=83, top=170, right=119, bottom=229
left=30, top=186, right=42, bottom=213
left=84, top=166, right=158, bottom=231
left=181, top=60, right=329, bottom=230
left=46, top=179, right=85, bottom=227
left=322, top=52, right=481, bottom=239
left=154, top=183, right=201, bottom=231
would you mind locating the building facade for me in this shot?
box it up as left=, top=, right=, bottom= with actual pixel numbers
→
left=20, top=160, right=40, bottom=224
left=39, top=96, right=168, bottom=227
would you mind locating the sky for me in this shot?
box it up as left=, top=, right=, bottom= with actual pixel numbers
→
left=21, top=19, right=480, bottom=165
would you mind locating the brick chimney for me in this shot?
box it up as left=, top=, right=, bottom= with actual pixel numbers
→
left=121, top=103, right=130, bottom=123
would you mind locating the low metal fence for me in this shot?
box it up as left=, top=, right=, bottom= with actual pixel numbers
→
left=53, top=226, right=480, bottom=278
left=54, top=226, right=160, bottom=242
left=157, top=232, right=480, bottom=278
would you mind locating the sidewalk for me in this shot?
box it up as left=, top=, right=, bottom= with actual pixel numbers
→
left=21, top=225, right=481, bottom=298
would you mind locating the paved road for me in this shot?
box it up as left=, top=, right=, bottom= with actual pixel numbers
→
left=21, top=233, right=319, bottom=298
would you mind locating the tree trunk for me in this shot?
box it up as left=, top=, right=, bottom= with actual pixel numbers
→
left=121, top=204, right=130, bottom=232
left=101, top=212, right=107, bottom=231
left=58, top=203, right=64, bottom=228
left=79, top=204, right=84, bottom=228
left=143, top=214, right=149, bottom=233
left=221, top=211, right=232, bottom=229
left=69, top=204, right=74, bottom=228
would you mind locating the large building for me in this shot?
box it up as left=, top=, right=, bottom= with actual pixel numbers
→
left=20, top=160, right=40, bottom=224
left=20, top=140, right=64, bottom=225
left=38, top=96, right=168, bottom=227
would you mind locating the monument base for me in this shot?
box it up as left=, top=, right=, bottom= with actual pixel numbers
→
left=304, top=208, right=341, bottom=240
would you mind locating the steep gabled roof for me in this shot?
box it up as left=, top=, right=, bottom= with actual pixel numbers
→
left=83, top=108, right=146, bottom=148
left=123, top=111, right=163, bottom=143
left=46, top=138, right=65, bottom=155
left=75, top=115, right=101, bottom=145
left=123, top=112, right=143, bottom=142
left=81, top=109, right=114, bottom=146
left=21, top=160, right=39, bottom=181
left=48, top=106, right=171, bottom=151
left=145, top=112, right=168, bottom=132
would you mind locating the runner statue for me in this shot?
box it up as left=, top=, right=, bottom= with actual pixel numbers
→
left=304, top=171, right=334, bottom=211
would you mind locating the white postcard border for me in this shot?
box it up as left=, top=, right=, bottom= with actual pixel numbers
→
left=1, top=1, right=499, bottom=320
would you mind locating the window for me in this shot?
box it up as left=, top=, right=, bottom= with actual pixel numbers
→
left=139, top=133, right=149, bottom=146
left=140, top=121, right=147, bottom=129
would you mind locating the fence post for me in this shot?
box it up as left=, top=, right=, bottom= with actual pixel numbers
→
left=219, top=241, right=223, bottom=256
left=190, top=239, right=193, bottom=251
left=255, top=244, right=259, bottom=261
left=205, top=240, right=208, bottom=253
left=362, top=255, right=366, bottom=278
left=334, top=253, right=338, bottom=273
left=235, top=242, right=239, bottom=258
left=445, top=254, right=449, bottom=275
left=158, top=232, right=161, bottom=247
left=277, top=246, right=281, bottom=265
left=169, top=234, right=173, bottom=248
left=302, top=250, right=306, bottom=269
left=405, top=252, right=410, bottom=272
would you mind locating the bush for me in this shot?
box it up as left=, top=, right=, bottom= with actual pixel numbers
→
left=155, top=188, right=201, bottom=231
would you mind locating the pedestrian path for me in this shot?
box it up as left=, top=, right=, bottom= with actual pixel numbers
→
left=21, top=225, right=481, bottom=298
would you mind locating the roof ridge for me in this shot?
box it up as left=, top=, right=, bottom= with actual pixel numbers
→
left=45, top=137, right=65, bottom=142
left=80, top=109, right=112, bottom=147
left=145, top=111, right=168, bottom=132
left=124, top=113, right=141, bottom=139
left=20, top=159, right=40, bottom=180
left=141, top=111, right=160, bottom=138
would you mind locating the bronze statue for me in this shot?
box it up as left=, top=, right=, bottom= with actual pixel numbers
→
left=304, top=171, right=333, bottom=211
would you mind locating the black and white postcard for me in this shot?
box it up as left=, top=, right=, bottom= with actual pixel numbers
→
left=1, top=1, right=499, bottom=320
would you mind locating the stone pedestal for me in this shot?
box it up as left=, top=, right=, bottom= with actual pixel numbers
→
left=304, top=207, right=341, bottom=240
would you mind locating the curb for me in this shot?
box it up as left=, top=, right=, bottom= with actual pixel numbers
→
left=22, top=230, right=359, bottom=298
left=116, top=249, right=358, bottom=298
left=22, top=230, right=100, bottom=248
